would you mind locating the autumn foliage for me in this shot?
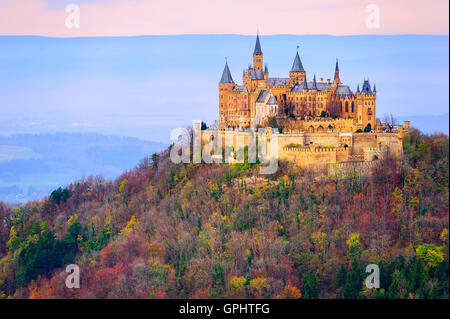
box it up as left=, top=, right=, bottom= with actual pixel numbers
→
left=0, top=128, right=448, bottom=299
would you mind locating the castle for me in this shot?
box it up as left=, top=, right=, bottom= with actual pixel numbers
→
left=201, top=35, right=410, bottom=171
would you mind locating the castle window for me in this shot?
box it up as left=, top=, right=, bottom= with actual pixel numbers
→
left=345, top=101, right=348, bottom=112
left=351, top=101, right=354, bottom=112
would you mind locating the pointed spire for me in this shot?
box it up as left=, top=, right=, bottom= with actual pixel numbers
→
left=253, top=33, right=262, bottom=55
left=264, top=64, right=268, bottom=74
left=334, top=58, right=340, bottom=83
left=290, top=47, right=305, bottom=72
left=373, top=83, right=376, bottom=92
left=356, top=83, right=360, bottom=93
left=219, top=59, right=233, bottom=84
left=302, top=75, right=308, bottom=90
left=312, top=74, right=318, bottom=90
left=361, top=79, right=372, bottom=94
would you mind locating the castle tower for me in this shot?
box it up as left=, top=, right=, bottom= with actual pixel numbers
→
left=219, top=60, right=235, bottom=129
left=356, top=79, right=376, bottom=130
left=289, top=47, right=306, bottom=84
left=333, top=58, right=340, bottom=84
left=253, top=34, right=263, bottom=70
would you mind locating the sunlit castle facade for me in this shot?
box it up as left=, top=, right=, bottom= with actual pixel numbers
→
left=218, top=34, right=377, bottom=132
left=210, top=34, right=410, bottom=170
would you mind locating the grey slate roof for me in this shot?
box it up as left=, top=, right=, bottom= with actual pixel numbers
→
left=335, top=85, right=353, bottom=96
left=361, top=80, right=372, bottom=94
left=249, top=69, right=265, bottom=80
left=256, top=90, right=269, bottom=102
left=254, top=34, right=262, bottom=55
left=312, top=74, right=318, bottom=90
left=291, top=81, right=331, bottom=93
left=290, top=51, right=305, bottom=72
left=219, top=61, right=233, bottom=84
left=266, top=77, right=290, bottom=86
left=267, top=95, right=278, bottom=105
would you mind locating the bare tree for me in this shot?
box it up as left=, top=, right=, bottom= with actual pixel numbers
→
left=383, top=113, right=398, bottom=132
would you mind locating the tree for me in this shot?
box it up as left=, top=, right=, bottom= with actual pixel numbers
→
left=342, top=258, right=362, bottom=299
left=49, top=187, right=70, bottom=205
left=383, top=113, right=398, bottom=132
left=416, top=244, right=444, bottom=268
left=335, top=263, right=347, bottom=289
left=347, top=233, right=362, bottom=261
left=211, top=262, right=225, bottom=298
left=302, top=270, right=318, bottom=299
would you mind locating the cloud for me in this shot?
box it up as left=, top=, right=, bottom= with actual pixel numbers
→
left=0, top=0, right=448, bottom=36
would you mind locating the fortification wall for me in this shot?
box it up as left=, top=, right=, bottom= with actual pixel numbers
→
left=277, top=117, right=356, bottom=133
left=197, top=127, right=404, bottom=167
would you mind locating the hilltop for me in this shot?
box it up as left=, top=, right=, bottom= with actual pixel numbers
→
left=0, top=128, right=448, bottom=299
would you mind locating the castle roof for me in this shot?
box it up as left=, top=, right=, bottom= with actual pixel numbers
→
left=249, top=69, right=265, bottom=80
left=267, top=95, right=278, bottom=105
left=312, top=74, right=318, bottom=90
left=219, top=61, right=233, bottom=84
left=361, top=80, right=372, bottom=94
left=267, top=77, right=290, bottom=86
left=256, top=90, right=269, bottom=102
left=291, top=81, right=331, bottom=93
left=290, top=50, right=305, bottom=72
left=253, top=34, right=262, bottom=55
left=335, top=85, right=353, bottom=96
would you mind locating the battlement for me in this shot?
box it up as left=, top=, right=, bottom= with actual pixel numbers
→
left=283, top=145, right=348, bottom=153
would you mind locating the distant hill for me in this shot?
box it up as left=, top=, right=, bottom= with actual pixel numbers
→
left=398, top=113, right=449, bottom=135
left=0, top=35, right=448, bottom=142
left=0, top=133, right=167, bottom=203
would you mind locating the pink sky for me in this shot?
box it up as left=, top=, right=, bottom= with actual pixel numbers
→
left=0, top=0, right=448, bottom=36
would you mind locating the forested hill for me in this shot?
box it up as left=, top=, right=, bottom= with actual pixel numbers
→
left=0, top=128, right=448, bottom=299
left=0, top=133, right=167, bottom=203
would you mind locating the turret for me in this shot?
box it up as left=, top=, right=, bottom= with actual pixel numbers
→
left=312, top=74, right=318, bottom=90
left=356, top=79, right=377, bottom=130
left=253, top=33, right=263, bottom=71
left=219, top=59, right=234, bottom=85
left=333, top=58, right=340, bottom=84
left=219, top=59, right=235, bottom=129
left=289, top=46, right=306, bottom=84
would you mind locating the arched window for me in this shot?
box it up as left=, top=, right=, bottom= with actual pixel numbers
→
left=317, top=126, right=324, bottom=132
left=308, top=125, right=314, bottom=132
left=351, top=101, right=354, bottom=112
left=327, top=125, right=333, bottom=133
left=345, top=101, right=349, bottom=112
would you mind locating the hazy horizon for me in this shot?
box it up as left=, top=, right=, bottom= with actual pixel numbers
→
left=0, top=34, right=448, bottom=143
